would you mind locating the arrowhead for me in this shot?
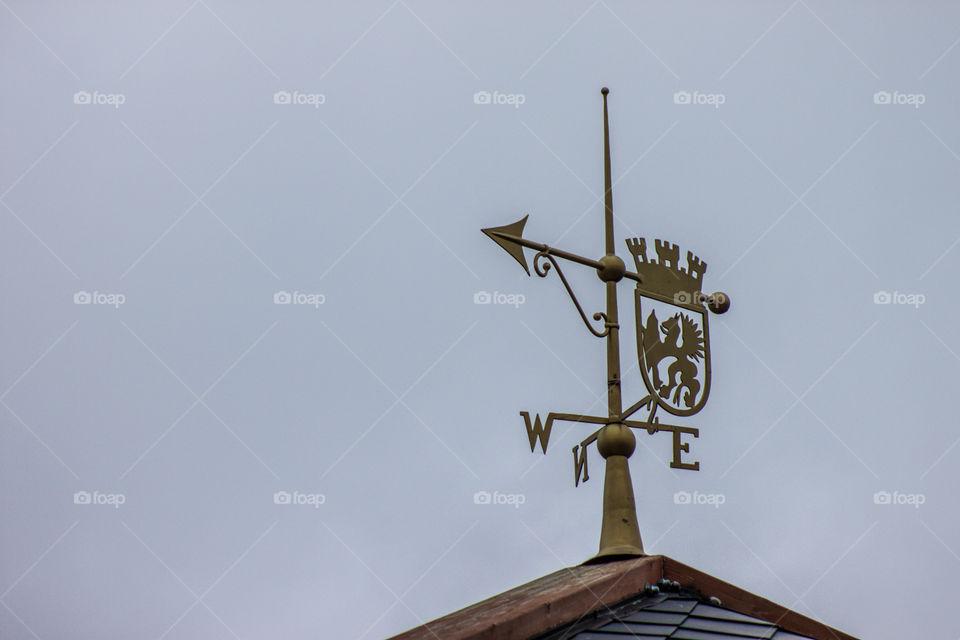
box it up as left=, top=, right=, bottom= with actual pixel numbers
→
left=482, top=215, right=530, bottom=275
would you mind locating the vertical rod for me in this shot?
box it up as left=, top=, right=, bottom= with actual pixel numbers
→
left=606, top=280, right=621, bottom=420
left=591, top=86, right=645, bottom=563
left=601, top=87, right=622, bottom=421
left=602, top=87, right=614, bottom=257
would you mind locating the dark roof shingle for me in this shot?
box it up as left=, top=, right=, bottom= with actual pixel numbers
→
left=543, top=592, right=814, bottom=639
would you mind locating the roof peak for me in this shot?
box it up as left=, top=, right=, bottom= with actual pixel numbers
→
left=387, top=555, right=857, bottom=640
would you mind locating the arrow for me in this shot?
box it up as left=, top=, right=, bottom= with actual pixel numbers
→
left=482, top=215, right=531, bottom=275
left=482, top=216, right=644, bottom=283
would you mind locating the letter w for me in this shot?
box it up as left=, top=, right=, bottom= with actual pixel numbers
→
left=521, top=412, right=553, bottom=454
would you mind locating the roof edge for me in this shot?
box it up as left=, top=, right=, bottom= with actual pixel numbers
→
left=386, top=555, right=859, bottom=640
left=662, top=556, right=858, bottom=640
left=387, top=555, right=663, bottom=640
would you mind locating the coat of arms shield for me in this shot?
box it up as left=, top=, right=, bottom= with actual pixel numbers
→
left=627, top=237, right=713, bottom=418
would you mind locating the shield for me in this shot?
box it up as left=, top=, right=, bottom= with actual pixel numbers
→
left=634, top=286, right=712, bottom=418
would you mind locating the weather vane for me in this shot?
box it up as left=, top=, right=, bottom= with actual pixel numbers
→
left=482, top=88, right=730, bottom=562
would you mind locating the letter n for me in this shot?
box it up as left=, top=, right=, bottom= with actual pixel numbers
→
left=572, top=443, right=590, bottom=486
left=521, top=412, right=553, bottom=454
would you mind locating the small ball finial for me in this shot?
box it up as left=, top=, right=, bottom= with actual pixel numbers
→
left=596, top=423, right=635, bottom=458
left=601, top=87, right=609, bottom=95
left=707, top=291, right=731, bottom=314
left=596, top=254, right=625, bottom=282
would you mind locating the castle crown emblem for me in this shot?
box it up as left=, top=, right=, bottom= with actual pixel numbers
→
left=626, top=237, right=706, bottom=301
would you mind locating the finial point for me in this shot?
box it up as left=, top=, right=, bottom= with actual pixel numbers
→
left=601, top=87, right=609, bottom=95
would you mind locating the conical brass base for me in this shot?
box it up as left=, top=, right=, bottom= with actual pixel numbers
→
left=585, top=453, right=645, bottom=563
left=584, top=422, right=645, bottom=564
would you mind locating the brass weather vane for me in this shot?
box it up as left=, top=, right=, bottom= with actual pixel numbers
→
left=482, top=87, right=730, bottom=562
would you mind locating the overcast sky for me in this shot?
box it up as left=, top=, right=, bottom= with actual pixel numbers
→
left=2, top=1, right=960, bottom=638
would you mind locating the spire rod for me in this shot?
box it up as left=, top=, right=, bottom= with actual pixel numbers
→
left=601, top=87, right=614, bottom=257
left=591, top=86, right=644, bottom=562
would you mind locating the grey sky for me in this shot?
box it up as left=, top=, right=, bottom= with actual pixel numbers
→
left=2, top=1, right=959, bottom=638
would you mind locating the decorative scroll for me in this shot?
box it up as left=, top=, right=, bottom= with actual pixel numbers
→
left=533, top=250, right=613, bottom=338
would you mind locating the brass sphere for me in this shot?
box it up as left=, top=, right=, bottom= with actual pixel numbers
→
left=597, top=255, right=626, bottom=282
left=707, top=291, right=731, bottom=314
left=596, top=423, right=635, bottom=458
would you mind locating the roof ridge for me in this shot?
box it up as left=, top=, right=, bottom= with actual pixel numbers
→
left=386, top=555, right=858, bottom=640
